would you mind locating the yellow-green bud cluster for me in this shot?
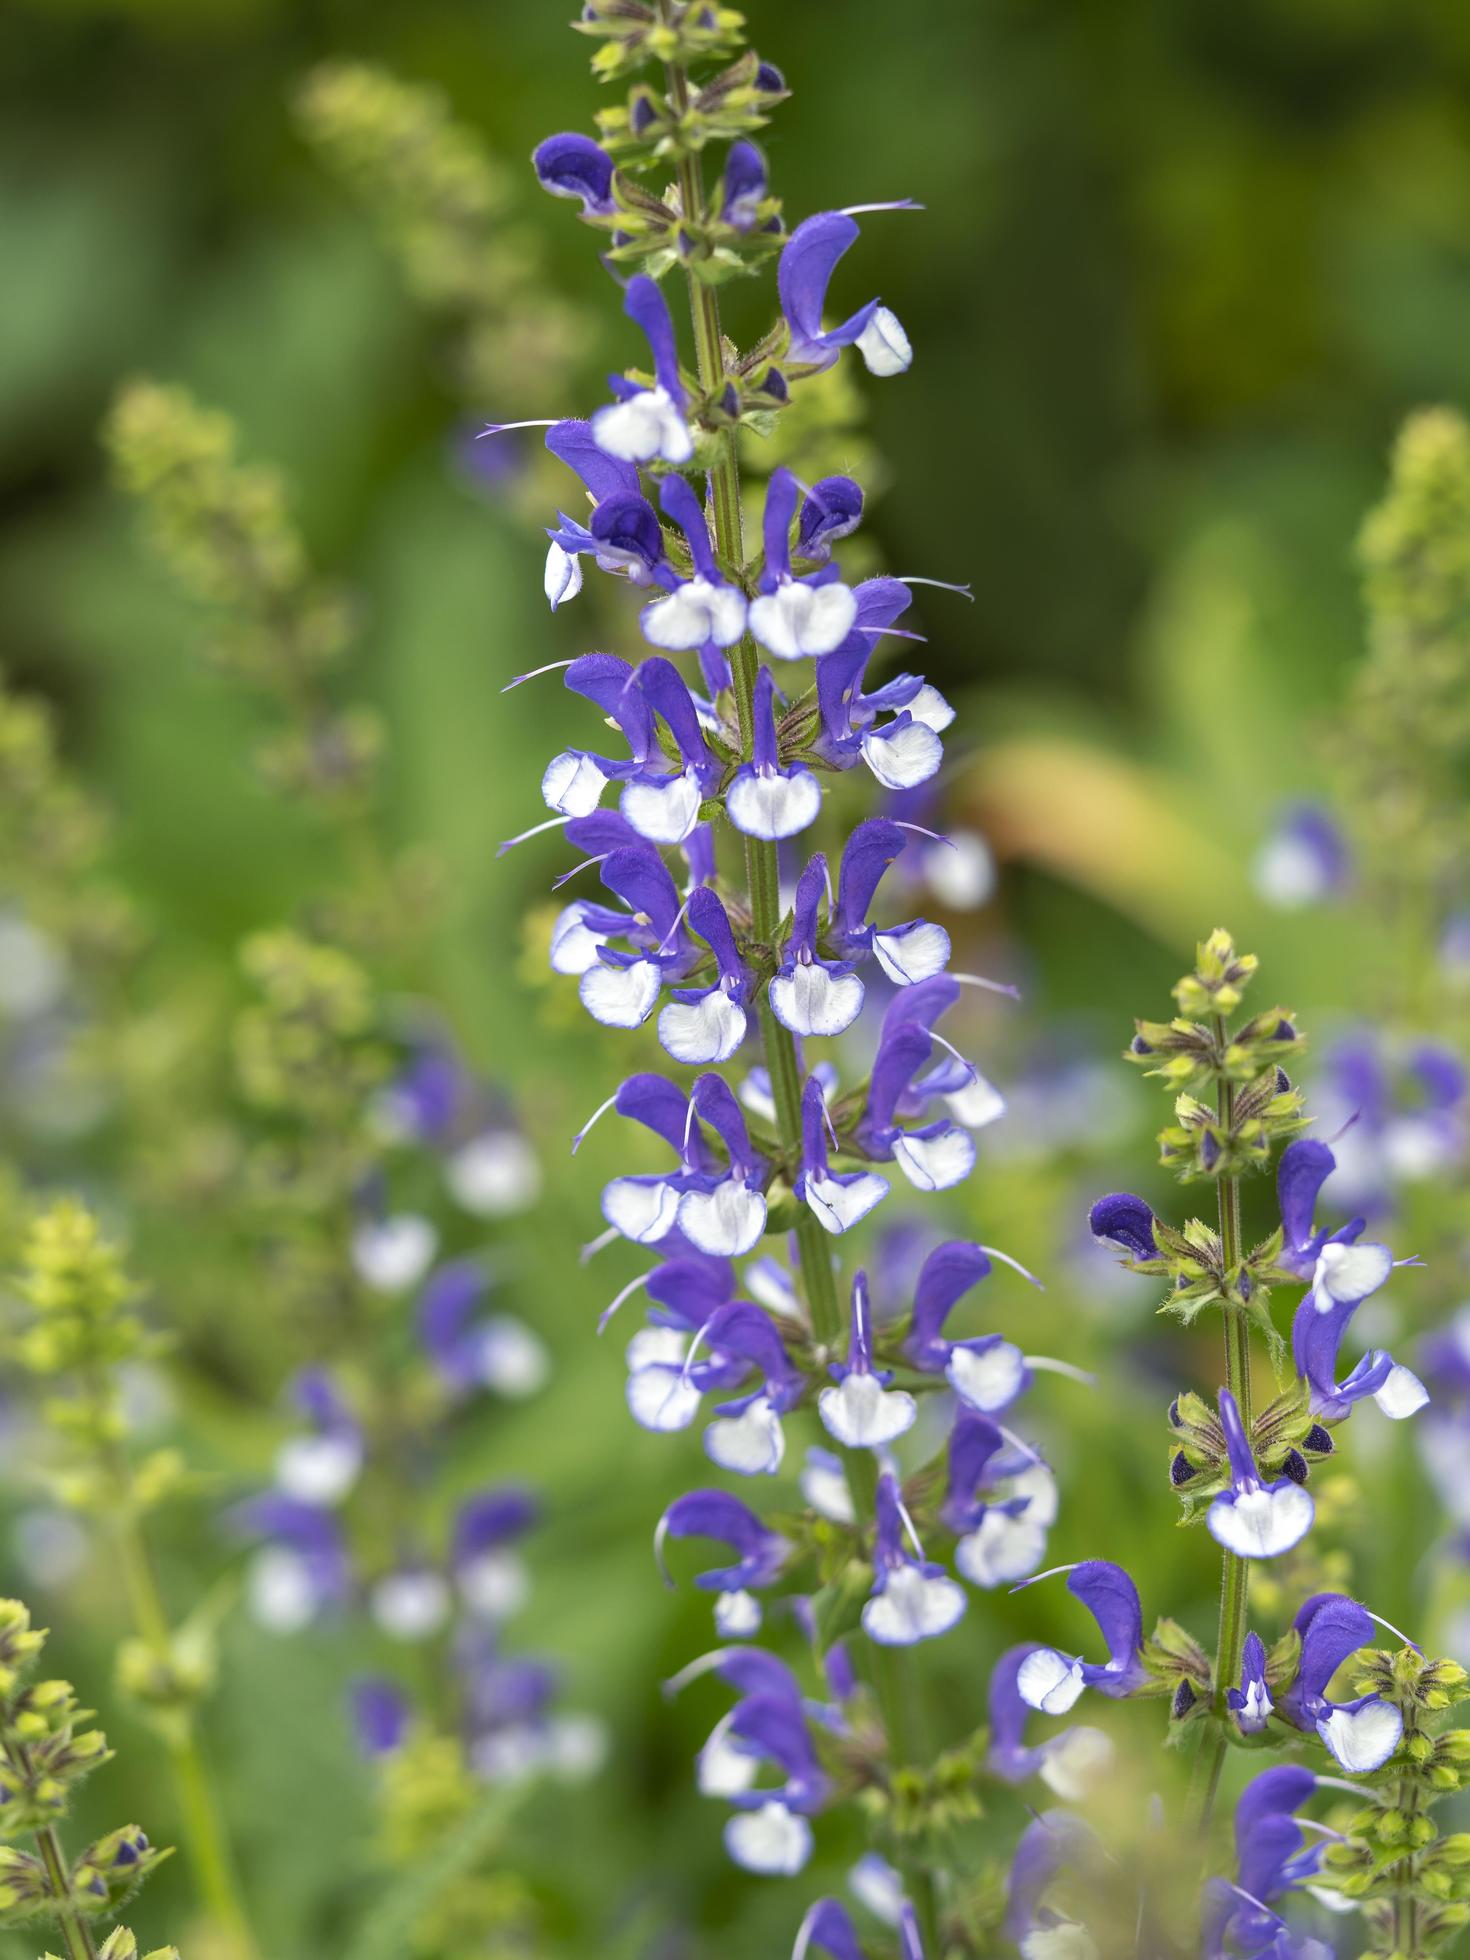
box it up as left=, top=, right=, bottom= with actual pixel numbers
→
left=1317, top=1648, right=1470, bottom=1953
left=1127, top=931, right=1309, bottom=1183
left=14, top=1201, right=146, bottom=1402
left=233, top=927, right=389, bottom=1130
left=0, top=673, right=137, bottom=974
left=104, top=381, right=368, bottom=811
left=0, top=1600, right=172, bottom=1943
left=575, top=1, right=748, bottom=87
left=296, top=62, right=583, bottom=406
left=1335, top=406, right=1470, bottom=897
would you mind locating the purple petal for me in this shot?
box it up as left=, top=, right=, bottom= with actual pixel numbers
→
left=532, top=132, right=615, bottom=213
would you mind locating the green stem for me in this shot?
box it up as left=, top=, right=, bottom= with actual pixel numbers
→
left=1187, top=1025, right=1252, bottom=1835
left=1388, top=1734, right=1424, bottom=1958
left=9, top=1737, right=97, bottom=1960
left=102, top=1440, right=259, bottom=1960
left=662, top=59, right=940, bottom=1949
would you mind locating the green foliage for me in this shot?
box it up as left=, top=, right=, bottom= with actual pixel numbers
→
left=104, top=380, right=369, bottom=815
left=295, top=62, right=583, bottom=406
left=1126, top=928, right=1308, bottom=1184
left=1338, top=407, right=1470, bottom=904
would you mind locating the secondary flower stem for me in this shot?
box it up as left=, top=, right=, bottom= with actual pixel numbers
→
left=101, top=1425, right=259, bottom=1960
left=1189, top=1023, right=1252, bottom=1834
left=669, top=87, right=940, bottom=1947
left=9, top=1734, right=97, bottom=1960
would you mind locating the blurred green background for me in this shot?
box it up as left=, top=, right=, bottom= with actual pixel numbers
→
left=6, top=0, right=1470, bottom=1952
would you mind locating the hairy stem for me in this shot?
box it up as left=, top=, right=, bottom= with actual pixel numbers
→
left=1187, top=1025, right=1252, bottom=1835
left=665, top=72, right=940, bottom=1950
left=1387, top=1725, right=1424, bottom=1958
left=10, top=1736, right=97, bottom=1960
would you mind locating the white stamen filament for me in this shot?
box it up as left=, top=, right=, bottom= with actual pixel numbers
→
left=478, top=419, right=558, bottom=437
left=597, top=1271, right=653, bottom=1334
left=1366, top=1608, right=1420, bottom=1651
left=571, top=1093, right=619, bottom=1155
left=894, top=1495, right=926, bottom=1562
left=981, top=1245, right=1046, bottom=1290
left=893, top=576, right=975, bottom=601
left=1009, top=1562, right=1080, bottom=1595
left=497, top=815, right=572, bottom=856
left=502, top=660, right=577, bottom=692
left=998, top=1423, right=1045, bottom=1468
left=1315, top=1774, right=1384, bottom=1803
left=891, top=820, right=957, bottom=850
left=838, top=201, right=924, bottom=216
left=656, top=897, right=693, bottom=952
left=579, top=1226, right=619, bottom=1264
left=927, top=1029, right=979, bottom=1084
left=556, top=858, right=615, bottom=889
left=1024, top=1355, right=1097, bottom=1386
left=663, top=1648, right=736, bottom=1698
left=955, top=973, right=1023, bottom=1000
left=552, top=854, right=612, bottom=890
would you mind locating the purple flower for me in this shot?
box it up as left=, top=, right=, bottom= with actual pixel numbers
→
left=418, top=1260, right=549, bottom=1399
left=592, top=276, right=693, bottom=464
left=791, top=1899, right=865, bottom=1960
left=769, top=854, right=865, bottom=1037
left=832, top=820, right=951, bottom=982
left=945, top=1414, right=1058, bottom=1587
left=1227, top=1630, right=1273, bottom=1735
left=986, top=1644, right=1115, bottom=1798
left=860, top=1471, right=966, bottom=1647
left=727, top=667, right=822, bottom=840
left=1088, top=1191, right=1158, bottom=1263
left=1206, top=1386, right=1315, bottom=1561
left=1014, top=1560, right=1146, bottom=1712
left=351, top=1677, right=411, bottom=1757
left=1202, top=1765, right=1337, bottom=1960
left=796, top=1073, right=889, bottom=1236
left=858, top=1006, right=975, bottom=1193
left=657, top=888, right=755, bottom=1065
left=817, top=1273, right=917, bottom=1448
left=676, top=1073, right=770, bottom=1257
left=532, top=132, right=616, bottom=214
left=749, top=468, right=858, bottom=659
left=1278, top=1593, right=1404, bottom=1773
left=797, top=476, right=864, bottom=562
left=778, top=209, right=913, bottom=376
left=656, top=1490, right=790, bottom=1593
left=1252, top=802, right=1350, bottom=912
left=720, top=139, right=769, bottom=231
left=639, top=475, right=748, bottom=652
left=232, top=1493, right=350, bottom=1633
left=1003, top=1809, right=1103, bottom=1953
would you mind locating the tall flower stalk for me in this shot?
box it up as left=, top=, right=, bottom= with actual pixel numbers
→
left=106, top=380, right=592, bottom=1952
left=503, top=7, right=1093, bottom=1952
left=1011, top=929, right=1470, bottom=1956
left=10, top=1200, right=257, bottom=1959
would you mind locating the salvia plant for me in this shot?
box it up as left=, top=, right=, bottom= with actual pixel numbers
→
left=1251, top=410, right=1470, bottom=1682
left=105, top=376, right=596, bottom=1952
left=8, top=1199, right=255, bottom=1956
left=495, top=4, right=1110, bottom=1954
left=0, top=1595, right=175, bottom=1960
left=1050, top=928, right=1470, bottom=1958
